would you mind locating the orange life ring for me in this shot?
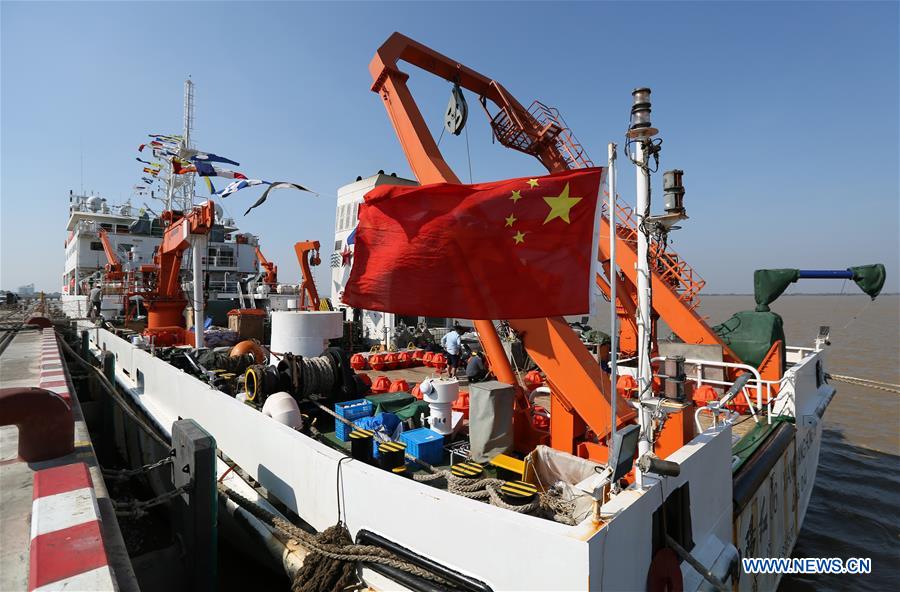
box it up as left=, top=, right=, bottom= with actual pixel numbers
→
left=647, top=548, right=683, bottom=592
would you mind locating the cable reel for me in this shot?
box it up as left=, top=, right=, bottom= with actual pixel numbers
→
left=244, top=364, right=279, bottom=404
left=444, top=83, right=468, bottom=136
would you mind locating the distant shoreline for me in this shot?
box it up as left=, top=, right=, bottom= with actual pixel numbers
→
left=703, top=293, right=899, bottom=296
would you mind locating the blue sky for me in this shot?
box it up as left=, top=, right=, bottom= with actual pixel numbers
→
left=2, top=1, right=898, bottom=294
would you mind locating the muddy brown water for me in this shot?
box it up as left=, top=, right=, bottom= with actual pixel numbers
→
left=687, top=295, right=899, bottom=591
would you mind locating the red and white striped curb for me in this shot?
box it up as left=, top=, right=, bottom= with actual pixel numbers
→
left=29, top=462, right=114, bottom=591
left=39, top=329, right=70, bottom=403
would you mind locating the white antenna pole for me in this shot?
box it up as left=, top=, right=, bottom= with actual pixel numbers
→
left=634, top=137, right=653, bottom=488
left=182, top=77, right=196, bottom=211
left=607, top=143, right=618, bottom=446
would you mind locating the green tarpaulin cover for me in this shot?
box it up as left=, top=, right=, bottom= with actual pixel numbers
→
left=713, top=310, right=786, bottom=368
left=849, top=264, right=886, bottom=299
left=754, top=269, right=800, bottom=312
left=365, top=392, right=430, bottom=421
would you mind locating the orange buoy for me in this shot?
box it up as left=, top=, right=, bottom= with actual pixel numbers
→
left=452, top=389, right=470, bottom=420
left=384, top=352, right=399, bottom=370
left=616, top=375, right=639, bottom=399
left=230, top=340, right=266, bottom=364
left=412, top=349, right=426, bottom=366
left=524, top=370, right=543, bottom=389
left=357, top=373, right=372, bottom=390
left=431, top=353, right=447, bottom=372
left=411, top=384, right=423, bottom=399
left=532, top=405, right=550, bottom=430
left=692, top=385, right=719, bottom=408
left=369, top=354, right=386, bottom=371
left=423, top=352, right=435, bottom=367
left=389, top=379, right=410, bottom=393
left=397, top=351, right=412, bottom=368
left=350, top=353, right=368, bottom=371
left=371, top=375, right=392, bottom=394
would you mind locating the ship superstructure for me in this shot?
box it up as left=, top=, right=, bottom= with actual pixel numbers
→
left=60, top=192, right=262, bottom=322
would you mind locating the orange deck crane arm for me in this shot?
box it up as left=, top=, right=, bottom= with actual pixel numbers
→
left=370, top=33, right=634, bottom=457
left=97, top=228, right=123, bottom=279
left=255, top=246, right=278, bottom=287
left=293, top=240, right=321, bottom=311
left=142, top=201, right=216, bottom=334
left=369, top=34, right=751, bottom=461
left=156, top=203, right=216, bottom=299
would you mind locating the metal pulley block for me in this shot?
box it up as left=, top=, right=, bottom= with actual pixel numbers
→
left=444, top=83, right=468, bottom=136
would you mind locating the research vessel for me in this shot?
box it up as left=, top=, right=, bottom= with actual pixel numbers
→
left=62, top=33, right=887, bottom=592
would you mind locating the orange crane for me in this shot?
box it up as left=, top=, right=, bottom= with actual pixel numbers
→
left=142, top=201, right=215, bottom=346
left=97, top=228, right=124, bottom=281
left=255, top=246, right=278, bottom=287
left=369, top=33, right=734, bottom=460
left=293, top=240, right=321, bottom=311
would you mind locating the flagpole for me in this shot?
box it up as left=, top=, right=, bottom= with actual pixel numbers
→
left=607, top=143, right=618, bottom=446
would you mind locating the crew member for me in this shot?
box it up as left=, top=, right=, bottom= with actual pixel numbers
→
left=89, top=284, right=102, bottom=319
left=466, top=351, right=487, bottom=383
left=441, top=324, right=463, bottom=378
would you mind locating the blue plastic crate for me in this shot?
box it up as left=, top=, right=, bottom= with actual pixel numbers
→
left=335, top=399, right=374, bottom=442
left=400, top=428, right=445, bottom=466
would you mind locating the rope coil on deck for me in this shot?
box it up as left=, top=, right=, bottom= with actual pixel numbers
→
left=412, top=469, right=577, bottom=523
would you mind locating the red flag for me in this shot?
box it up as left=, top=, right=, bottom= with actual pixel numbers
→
left=342, top=168, right=605, bottom=319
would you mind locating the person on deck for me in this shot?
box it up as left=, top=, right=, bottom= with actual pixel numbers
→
left=466, top=351, right=487, bottom=383
left=89, top=284, right=102, bottom=319
left=441, top=324, right=463, bottom=378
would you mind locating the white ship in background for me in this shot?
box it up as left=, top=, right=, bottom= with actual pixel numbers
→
left=61, top=80, right=308, bottom=325
left=61, top=192, right=268, bottom=322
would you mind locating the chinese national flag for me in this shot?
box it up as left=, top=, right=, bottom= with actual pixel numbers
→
left=342, top=168, right=605, bottom=320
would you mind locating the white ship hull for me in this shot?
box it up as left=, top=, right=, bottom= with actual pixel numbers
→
left=78, top=321, right=833, bottom=591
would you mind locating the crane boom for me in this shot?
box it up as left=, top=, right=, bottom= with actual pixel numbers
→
left=369, top=33, right=737, bottom=458
left=293, top=240, right=321, bottom=311
left=255, top=246, right=278, bottom=287
left=143, top=201, right=215, bottom=335
left=97, top=228, right=123, bottom=280
left=370, top=33, right=634, bottom=457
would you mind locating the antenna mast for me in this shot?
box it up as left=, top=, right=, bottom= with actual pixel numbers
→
left=181, top=77, right=196, bottom=209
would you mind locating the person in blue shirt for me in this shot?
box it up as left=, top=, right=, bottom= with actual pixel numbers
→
left=466, top=351, right=487, bottom=383
left=440, top=324, right=463, bottom=378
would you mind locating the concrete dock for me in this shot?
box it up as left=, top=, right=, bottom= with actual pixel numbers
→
left=1, top=319, right=138, bottom=591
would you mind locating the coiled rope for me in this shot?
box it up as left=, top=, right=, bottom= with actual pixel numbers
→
left=412, top=470, right=577, bottom=523
left=827, top=373, right=900, bottom=394
left=218, top=484, right=451, bottom=588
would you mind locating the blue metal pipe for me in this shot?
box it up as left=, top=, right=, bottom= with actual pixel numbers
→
left=797, top=269, right=854, bottom=280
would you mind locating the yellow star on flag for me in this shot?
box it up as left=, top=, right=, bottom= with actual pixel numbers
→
left=513, top=231, right=526, bottom=245
left=505, top=214, right=517, bottom=227
left=510, top=190, right=522, bottom=203
left=527, top=178, right=540, bottom=188
left=542, top=183, right=582, bottom=224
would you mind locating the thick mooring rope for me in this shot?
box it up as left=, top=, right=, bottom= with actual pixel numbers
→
left=218, top=485, right=451, bottom=588
left=828, top=373, right=900, bottom=394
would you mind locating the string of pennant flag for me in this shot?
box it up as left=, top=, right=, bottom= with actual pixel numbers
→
left=134, top=133, right=315, bottom=214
